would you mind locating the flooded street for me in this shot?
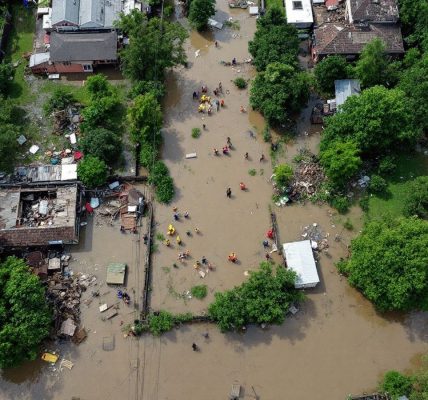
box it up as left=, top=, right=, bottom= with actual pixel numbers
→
left=1, top=1, right=428, bottom=399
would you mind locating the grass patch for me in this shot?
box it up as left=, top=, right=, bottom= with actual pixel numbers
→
left=343, top=218, right=354, bottom=230
left=190, top=285, right=207, bottom=299
left=368, top=153, right=428, bottom=219
left=156, top=232, right=165, bottom=241
left=248, top=168, right=257, bottom=176
left=191, top=127, right=201, bottom=138
left=4, top=4, right=36, bottom=103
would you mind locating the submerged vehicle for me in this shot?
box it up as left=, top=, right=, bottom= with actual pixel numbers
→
left=228, top=0, right=248, bottom=8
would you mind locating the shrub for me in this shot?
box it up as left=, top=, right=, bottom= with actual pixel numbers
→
left=380, top=371, right=413, bottom=399
left=191, top=285, right=207, bottom=299
left=343, top=218, right=354, bottom=230
left=148, top=311, right=175, bottom=336
left=77, top=156, right=108, bottom=188
left=330, top=196, right=350, bottom=214
left=234, top=77, right=247, bottom=89
left=378, top=156, right=396, bottom=175
left=248, top=169, right=257, bottom=176
left=174, top=313, right=193, bottom=323
left=148, top=161, right=169, bottom=185
left=369, top=175, right=387, bottom=194
left=263, top=125, right=271, bottom=142
left=129, top=80, right=166, bottom=101
left=403, top=176, right=428, bottom=218
left=191, top=127, right=201, bottom=138
left=155, top=176, right=175, bottom=203
left=44, top=88, right=75, bottom=116
left=273, top=164, right=293, bottom=188
left=359, top=196, right=369, bottom=212
left=85, top=74, right=112, bottom=100
left=140, top=143, right=159, bottom=169
left=79, top=127, right=122, bottom=166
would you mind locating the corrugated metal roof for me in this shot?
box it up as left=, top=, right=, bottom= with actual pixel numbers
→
left=52, top=0, right=80, bottom=26
left=106, top=263, right=126, bottom=285
left=283, top=240, right=319, bottom=288
left=50, top=31, right=117, bottom=62
left=79, top=0, right=104, bottom=28
left=335, top=79, right=361, bottom=108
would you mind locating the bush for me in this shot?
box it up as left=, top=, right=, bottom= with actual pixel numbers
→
left=191, top=285, right=207, bottom=299
left=77, top=156, right=108, bottom=188
left=330, top=196, right=350, bottom=214
left=273, top=164, right=293, bottom=188
left=359, top=196, right=369, bottom=212
left=0, top=63, right=14, bottom=96
left=43, top=88, right=75, bottom=116
left=85, top=74, right=112, bottom=100
left=378, top=156, right=396, bottom=175
left=234, top=77, right=247, bottom=89
left=155, top=176, right=175, bottom=203
left=248, top=169, right=257, bottom=176
left=191, top=127, right=201, bottom=138
left=314, top=55, right=350, bottom=97
left=163, top=4, right=174, bottom=17
left=129, top=80, right=166, bottom=101
left=148, top=311, right=175, bottom=336
left=380, top=371, right=413, bottom=399
left=403, top=176, right=428, bottom=219
left=80, top=96, right=121, bottom=132
left=263, top=125, right=271, bottom=142
left=148, top=161, right=169, bottom=185
left=343, top=218, right=353, bottom=230
left=369, top=175, right=388, bottom=194
left=208, top=262, right=304, bottom=332
left=139, top=143, right=158, bottom=170
left=174, top=313, right=193, bottom=323
left=188, top=0, right=215, bottom=30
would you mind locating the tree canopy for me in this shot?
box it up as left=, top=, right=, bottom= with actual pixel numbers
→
left=0, top=257, right=51, bottom=368
left=337, top=217, right=428, bottom=312
left=80, top=127, right=122, bottom=166
left=208, top=262, right=304, bottom=332
left=250, top=62, right=310, bottom=127
left=43, top=87, right=75, bottom=116
left=85, top=74, right=113, bottom=100
left=273, top=164, right=293, bottom=187
left=117, top=11, right=187, bottom=81
left=77, top=155, right=108, bottom=188
left=320, top=86, right=418, bottom=157
left=319, top=140, right=362, bottom=188
left=0, top=100, right=20, bottom=172
left=314, top=55, right=350, bottom=96
left=403, top=176, right=428, bottom=219
left=127, top=92, right=163, bottom=144
left=188, top=0, right=215, bottom=31
left=248, top=7, right=299, bottom=72
left=355, top=38, right=390, bottom=88
left=0, top=63, right=14, bottom=96
left=397, top=0, right=428, bottom=51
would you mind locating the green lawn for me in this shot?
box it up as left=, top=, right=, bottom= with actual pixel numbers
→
left=5, top=3, right=36, bottom=104
left=368, top=153, right=428, bottom=219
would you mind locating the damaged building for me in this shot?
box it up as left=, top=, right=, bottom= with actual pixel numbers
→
left=0, top=184, right=81, bottom=247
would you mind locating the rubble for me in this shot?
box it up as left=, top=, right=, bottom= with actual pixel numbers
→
left=301, top=223, right=329, bottom=252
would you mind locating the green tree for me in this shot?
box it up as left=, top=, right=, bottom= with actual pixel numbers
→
left=0, top=257, right=52, bottom=368
left=188, top=0, right=215, bottom=31
left=208, top=262, right=304, bottom=332
left=319, top=140, right=361, bottom=187
left=80, top=95, right=121, bottom=132
left=320, top=86, right=418, bottom=157
left=148, top=310, right=175, bottom=336
left=250, top=62, right=310, bottom=126
left=337, top=217, right=428, bottom=312
left=273, top=164, right=293, bottom=187
left=43, top=87, right=75, bottom=116
left=85, top=74, right=113, bottom=100
left=355, top=38, right=389, bottom=87
left=0, top=124, right=19, bottom=173
left=117, top=11, right=188, bottom=81
left=128, top=93, right=163, bottom=144
left=314, top=55, right=350, bottom=96
left=0, top=62, right=14, bottom=96
left=403, top=176, right=428, bottom=219
left=398, top=52, right=428, bottom=132
left=80, top=128, right=122, bottom=166
left=129, top=80, right=166, bottom=101
left=248, top=6, right=299, bottom=72
left=380, top=371, right=413, bottom=399
left=77, top=156, right=108, bottom=188
left=397, top=0, right=428, bottom=50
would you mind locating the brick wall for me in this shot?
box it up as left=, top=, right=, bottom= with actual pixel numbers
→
left=0, top=226, right=77, bottom=247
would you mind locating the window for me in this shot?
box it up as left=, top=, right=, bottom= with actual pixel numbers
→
left=293, top=0, right=303, bottom=9
left=83, top=64, right=93, bottom=72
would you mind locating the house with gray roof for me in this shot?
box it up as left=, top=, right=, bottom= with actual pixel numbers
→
left=51, top=0, right=80, bottom=28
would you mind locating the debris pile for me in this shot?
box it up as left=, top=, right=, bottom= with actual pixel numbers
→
left=18, top=193, right=69, bottom=227
left=46, top=269, right=97, bottom=341
left=289, top=152, right=325, bottom=201
left=52, top=105, right=81, bottom=137
left=301, top=223, right=329, bottom=252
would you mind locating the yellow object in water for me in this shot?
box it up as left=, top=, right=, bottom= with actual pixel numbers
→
left=167, top=224, right=175, bottom=235
left=176, top=235, right=181, bottom=244
left=42, top=352, right=59, bottom=363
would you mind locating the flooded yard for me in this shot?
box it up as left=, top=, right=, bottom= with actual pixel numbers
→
left=1, top=1, right=427, bottom=399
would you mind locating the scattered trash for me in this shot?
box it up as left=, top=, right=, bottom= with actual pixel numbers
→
left=109, top=181, right=120, bottom=190
left=186, top=153, right=197, bottom=159
left=42, top=352, right=59, bottom=363
left=195, top=49, right=200, bottom=58
left=99, top=304, right=109, bottom=313
left=90, top=198, right=100, bottom=209
left=289, top=305, right=299, bottom=315
left=29, top=145, right=40, bottom=154
left=60, top=359, right=74, bottom=370
left=357, top=175, right=370, bottom=188
left=69, top=133, right=77, bottom=144
left=17, top=135, right=27, bottom=145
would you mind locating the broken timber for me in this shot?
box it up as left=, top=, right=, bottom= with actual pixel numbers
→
left=270, top=211, right=282, bottom=255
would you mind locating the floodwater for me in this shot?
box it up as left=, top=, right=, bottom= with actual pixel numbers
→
left=1, top=1, right=428, bottom=399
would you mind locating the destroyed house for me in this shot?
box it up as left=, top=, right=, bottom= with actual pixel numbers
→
left=0, top=185, right=81, bottom=247
left=346, top=0, right=399, bottom=24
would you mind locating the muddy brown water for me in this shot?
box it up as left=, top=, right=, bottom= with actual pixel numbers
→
left=1, top=2, right=428, bottom=399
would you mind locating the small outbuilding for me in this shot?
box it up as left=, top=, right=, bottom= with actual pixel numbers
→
left=284, top=0, right=313, bottom=28
left=106, top=263, right=127, bottom=285
left=334, top=79, right=361, bottom=110
left=282, top=240, right=319, bottom=289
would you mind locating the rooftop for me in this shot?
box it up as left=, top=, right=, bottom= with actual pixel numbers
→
left=50, top=31, right=118, bottom=62
left=335, top=79, right=361, bottom=108
left=0, top=185, right=80, bottom=247
left=51, top=0, right=80, bottom=26
left=284, top=0, right=314, bottom=24
left=348, top=0, right=399, bottom=23
left=313, top=22, right=404, bottom=56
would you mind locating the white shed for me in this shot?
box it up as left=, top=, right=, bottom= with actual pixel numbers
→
left=284, top=0, right=314, bottom=28
left=283, top=240, right=320, bottom=289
